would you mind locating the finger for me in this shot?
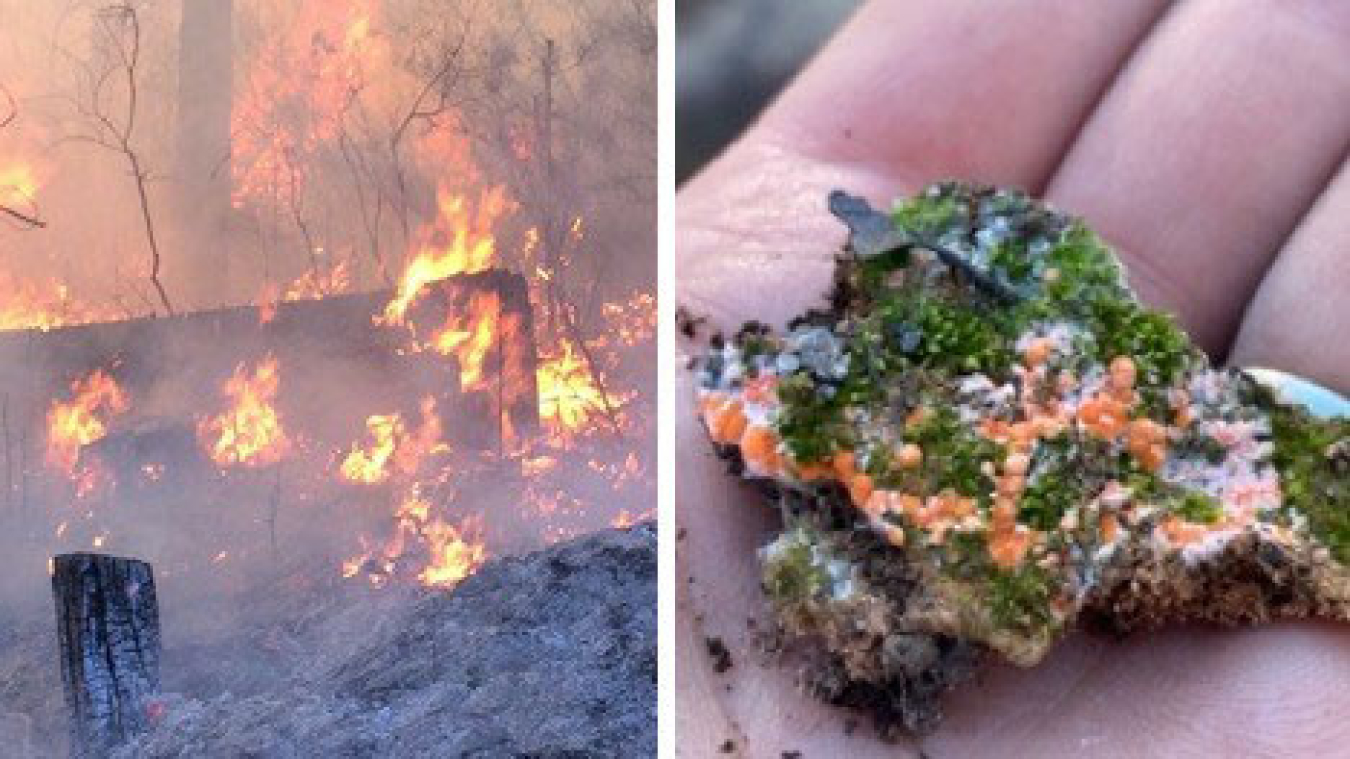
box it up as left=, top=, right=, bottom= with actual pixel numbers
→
left=1052, top=623, right=1350, bottom=758
left=1229, top=159, right=1350, bottom=395
left=930, top=624, right=1350, bottom=758
left=1046, top=0, right=1350, bottom=356
left=680, top=0, right=1172, bottom=332
left=758, top=0, right=1171, bottom=191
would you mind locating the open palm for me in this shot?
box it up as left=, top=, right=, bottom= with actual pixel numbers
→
left=676, top=1, right=1350, bottom=756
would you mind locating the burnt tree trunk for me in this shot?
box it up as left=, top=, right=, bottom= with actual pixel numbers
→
left=51, top=553, right=161, bottom=758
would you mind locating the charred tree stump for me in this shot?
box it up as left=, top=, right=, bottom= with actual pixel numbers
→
left=51, top=553, right=161, bottom=758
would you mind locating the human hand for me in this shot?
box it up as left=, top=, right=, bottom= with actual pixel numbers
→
left=676, top=1, right=1350, bottom=756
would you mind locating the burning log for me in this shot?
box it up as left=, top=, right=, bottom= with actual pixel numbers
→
left=51, top=553, right=161, bottom=758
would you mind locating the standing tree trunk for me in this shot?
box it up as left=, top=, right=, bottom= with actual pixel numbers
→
left=173, top=0, right=235, bottom=308
left=51, top=553, right=161, bottom=758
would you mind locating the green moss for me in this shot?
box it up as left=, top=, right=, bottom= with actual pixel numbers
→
left=987, top=564, right=1056, bottom=632
left=944, top=531, right=994, bottom=582
left=1264, top=398, right=1350, bottom=562
left=1174, top=491, right=1222, bottom=524
left=1017, top=435, right=1089, bottom=531
left=1124, top=468, right=1166, bottom=503
left=1092, top=299, right=1194, bottom=390
left=872, top=295, right=1015, bottom=377
left=774, top=372, right=848, bottom=464
left=913, top=298, right=1013, bottom=376
left=892, top=194, right=960, bottom=235
left=737, top=333, right=776, bottom=367
left=988, top=239, right=1033, bottom=284
left=763, top=531, right=829, bottom=604
left=856, top=248, right=913, bottom=293
left=902, top=406, right=1003, bottom=499
left=1041, top=224, right=1123, bottom=301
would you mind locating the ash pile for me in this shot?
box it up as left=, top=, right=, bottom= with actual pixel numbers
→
left=111, top=523, right=655, bottom=758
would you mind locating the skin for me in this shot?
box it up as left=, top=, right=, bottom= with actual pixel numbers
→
left=675, top=1, right=1350, bottom=756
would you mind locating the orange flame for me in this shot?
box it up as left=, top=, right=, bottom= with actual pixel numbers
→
left=0, top=267, right=124, bottom=332
left=382, top=186, right=512, bottom=323
left=257, top=259, right=353, bottom=324
left=285, top=259, right=351, bottom=301
left=342, top=485, right=486, bottom=589
left=418, top=514, right=487, bottom=588
left=433, top=290, right=500, bottom=391
left=46, top=369, right=128, bottom=473
left=231, top=1, right=382, bottom=207
left=537, top=339, right=611, bottom=438
left=601, top=292, right=657, bottom=347
left=198, top=356, right=291, bottom=468
left=341, top=397, right=445, bottom=484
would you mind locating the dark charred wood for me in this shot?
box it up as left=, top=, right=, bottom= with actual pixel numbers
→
left=51, top=553, right=161, bottom=758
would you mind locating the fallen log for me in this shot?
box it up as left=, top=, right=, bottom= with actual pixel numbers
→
left=51, top=553, right=161, bottom=758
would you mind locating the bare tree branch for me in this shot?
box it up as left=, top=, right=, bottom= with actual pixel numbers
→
left=74, top=4, right=173, bottom=315
left=0, top=205, right=46, bottom=229
left=0, top=82, right=45, bottom=229
left=0, top=83, right=16, bottom=129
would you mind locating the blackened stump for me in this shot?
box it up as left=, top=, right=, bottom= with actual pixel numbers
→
left=51, top=553, right=161, bottom=758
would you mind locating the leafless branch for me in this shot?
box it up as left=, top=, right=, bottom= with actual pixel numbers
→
left=0, top=84, right=16, bottom=129
left=0, top=83, right=46, bottom=230
left=1, top=205, right=46, bottom=229
left=74, top=4, right=173, bottom=315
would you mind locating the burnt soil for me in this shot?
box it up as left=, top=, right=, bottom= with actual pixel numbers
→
left=102, top=523, right=656, bottom=758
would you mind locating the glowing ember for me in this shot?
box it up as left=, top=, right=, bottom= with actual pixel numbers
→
left=46, top=369, right=129, bottom=474
left=341, top=397, right=445, bottom=484
left=198, top=355, right=291, bottom=468
left=383, top=186, right=513, bottom=323
left=601, top=292, right=658, bottom=347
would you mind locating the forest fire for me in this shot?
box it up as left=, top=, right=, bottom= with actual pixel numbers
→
left=257, top=259, right=354, bottom=322
left=433, top=290, right=501, bottom=391
left=0, top=0, right=652, bottom=753
left=341, top=397, right=446, bottom=485
left=538, top=339, right=611, bottom=439
left=342, top=485, right=487, bottom=589
left=46, top=369, right=128, bottom=474
left=418, top=514, right=487, bottom=588
left=384, top=187, right=511, bottom=325
left=197, top=355, right=291, bottom=468
left=231, top=0, right=381, bottom=208
left=0, top=277, right=93, bottom=331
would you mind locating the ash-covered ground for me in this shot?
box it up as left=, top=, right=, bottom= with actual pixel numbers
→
left=2, top=523, right=655, bottom=758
